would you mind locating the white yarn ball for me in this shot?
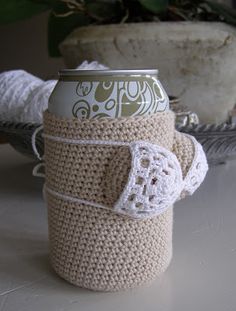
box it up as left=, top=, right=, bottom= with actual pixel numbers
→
left=22, top=80, right=57, bottom=123
left=77, top=60, right=109, bottom=71
left=0, top=70, right=42, bottom=122
left=0, top=61, right=108, bottom=123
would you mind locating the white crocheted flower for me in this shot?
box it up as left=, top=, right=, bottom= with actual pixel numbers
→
left=35, top=131, right=208, bottom=220
left=114, top=141, right=183, bottom=219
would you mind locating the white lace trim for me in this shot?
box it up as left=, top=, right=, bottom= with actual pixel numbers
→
left=113, top=140, right=183, bottom=218
left=33, top=131, right=208, bottom=219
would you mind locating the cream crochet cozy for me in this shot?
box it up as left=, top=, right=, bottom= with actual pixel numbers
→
left=42, top=110, right=208, bottom=291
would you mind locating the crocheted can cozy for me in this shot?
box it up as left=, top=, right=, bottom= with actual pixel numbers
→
left=43, top=110, right=186, bottom=291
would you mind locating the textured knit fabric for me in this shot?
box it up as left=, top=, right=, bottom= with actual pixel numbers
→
left=43, top=110, right=194, bottom=291
left=173, top=131, right=195, bottom=179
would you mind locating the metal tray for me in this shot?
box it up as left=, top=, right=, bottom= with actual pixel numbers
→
left=1, top=120, right=236, bottom=165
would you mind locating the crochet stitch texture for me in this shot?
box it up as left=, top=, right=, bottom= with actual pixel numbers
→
left=43, top=110, right=196, bottom=291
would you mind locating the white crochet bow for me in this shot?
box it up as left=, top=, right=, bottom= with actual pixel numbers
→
left=113, top=140, right=183, bottom=218
left=33, top=130, right=208, bottom=220
left=109, top=136, right=208, bottom=219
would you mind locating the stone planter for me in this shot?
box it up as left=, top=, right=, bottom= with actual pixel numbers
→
left=60, top=22, right=236, bottom=123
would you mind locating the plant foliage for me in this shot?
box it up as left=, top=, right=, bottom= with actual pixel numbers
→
left=1, top=0, right=236, bottom=56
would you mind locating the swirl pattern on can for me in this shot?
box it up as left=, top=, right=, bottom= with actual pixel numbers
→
left=49, top=70, right=169, bottom=119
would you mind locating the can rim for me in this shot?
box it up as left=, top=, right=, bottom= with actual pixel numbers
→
left=59, top=69, right=158, bottom=76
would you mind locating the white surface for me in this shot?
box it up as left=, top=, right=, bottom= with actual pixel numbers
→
left=0, top=144, right=236, bottom=311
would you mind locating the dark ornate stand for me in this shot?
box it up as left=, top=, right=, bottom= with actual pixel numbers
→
left=1, top=120, right=236, bottom=165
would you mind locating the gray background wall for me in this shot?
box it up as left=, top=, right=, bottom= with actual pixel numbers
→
left=0, top=13, right=64, bottom=80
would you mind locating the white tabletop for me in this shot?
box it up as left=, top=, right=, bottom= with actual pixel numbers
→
left=0, top=144, right=236, bottom=311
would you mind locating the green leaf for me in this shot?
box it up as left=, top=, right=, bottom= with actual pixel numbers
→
left=204, top=0, right=236, bottom=25
left=48, top=11, right=90, bottom=57
left=86, top=0, right=123, bottom=21
left=138, top=0, right=169, bottom=14
left=0, top=0, right=50, bottom=24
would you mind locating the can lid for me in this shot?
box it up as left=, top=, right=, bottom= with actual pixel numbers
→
left=59, top=69, right=158, bottom=76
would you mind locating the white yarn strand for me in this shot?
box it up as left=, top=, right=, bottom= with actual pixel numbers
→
left=45, top=185, right=119, bottom=214
left=42, top=134, right=185, bottom=219
left=32, top=162, right=45, bottom=178
left=31, top=125, right=44, bottom=160
left=42, top=133, right=130, bottom=147
left=35, top=131, right=208, bottom=219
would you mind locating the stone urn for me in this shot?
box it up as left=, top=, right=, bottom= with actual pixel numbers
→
left=60, top=22, right=236, bottom=123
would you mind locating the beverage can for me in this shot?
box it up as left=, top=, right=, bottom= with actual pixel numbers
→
left=48, top=69, right=169, bottom=119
